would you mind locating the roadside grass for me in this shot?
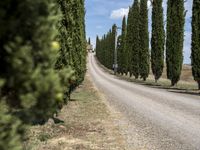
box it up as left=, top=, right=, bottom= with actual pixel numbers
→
left=23, top=73, right=125, bottom=150
left=118, top=74, right=198, bottom=91
left=95, top=57, right=199, bottom=95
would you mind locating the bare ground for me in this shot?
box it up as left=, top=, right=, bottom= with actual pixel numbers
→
left=23, top=73, right=125, bottom=150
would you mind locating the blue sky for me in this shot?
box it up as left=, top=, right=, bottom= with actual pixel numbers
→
left=85, top=0, right=193, bottom=64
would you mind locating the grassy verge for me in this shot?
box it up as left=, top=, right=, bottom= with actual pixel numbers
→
left=23, top=73, right=125, bottom=150
left=95, top=57, right=199, bottom=95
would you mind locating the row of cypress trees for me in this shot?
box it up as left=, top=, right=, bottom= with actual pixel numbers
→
left=96, top=0, right=200, bottom=89
left=96, top=24, right=117, bottom=70
left=0, top=0, right=86, bottom=149
left=96, top=0, right=150, bottom=81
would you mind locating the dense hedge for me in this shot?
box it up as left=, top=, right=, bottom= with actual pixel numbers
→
left=191, top=0, right=200, bottom=90
left=96, top=24, right=116, bottom=70
left=0, top=0, right=86, bottom=148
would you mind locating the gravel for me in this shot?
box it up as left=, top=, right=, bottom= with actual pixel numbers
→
left=88, top=53, right=200, bottom=150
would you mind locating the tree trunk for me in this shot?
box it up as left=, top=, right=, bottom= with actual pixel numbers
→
left=198, top=81, right=200, bottom=90
left=171, top=81, right=175, bottom=87
left=155, top=79, right=158, bottom=83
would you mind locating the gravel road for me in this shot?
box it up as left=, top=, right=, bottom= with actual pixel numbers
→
left=88, top=53, right=200, bottom=150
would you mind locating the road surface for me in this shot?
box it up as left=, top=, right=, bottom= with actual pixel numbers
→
left=88, top=54, right=200, bottom=150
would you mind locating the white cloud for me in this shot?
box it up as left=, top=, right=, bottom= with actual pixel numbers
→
left=110, top=8, right=129, bottom=19
left=96, top=25, right=103, bottom=29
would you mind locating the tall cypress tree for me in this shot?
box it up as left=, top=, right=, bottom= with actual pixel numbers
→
left=72, top=0, right=86, bottom=85
left=139, top=0, right=149, bottom=81
left=130, top=0, right=140, bottom=79
left=96, top=36, right=100, bottom=58
left=57, top=0, right=86, bottom=90
left=0, top=0, right=86, bottom=148
left=112, top=24, right=117, bottom=70
left=117, top=35, right=122, bottom=73
left=151, top=0, right=165, bottom=82
left=0, top=0, right=66, bottom=124
left=88, top=38, right=91, bottom=45
left=125, top=6, right=134, bottom=75
left=166, top=0, right=185, bottom=86
left=121, top=16, right=127, bottom=74
left=191, top=0, right=200, bottom=90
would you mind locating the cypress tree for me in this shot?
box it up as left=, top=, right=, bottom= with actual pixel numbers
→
left=57, top=0, right=86, bottom=92
left=151, top=0, right=165, bottom=82
left=166, top=0, right=185, bottom=86
left=88, top=38, right=91, bottom=45
left=139, top=0, right=150, bottom=81
left=120, top=16, right=127, bottom=74
left=117, top=35, right=122, bottom=73
left=130, top=0, right=140, bottom=79
left=71, top=0, right=86, bottom=85
left=0, top=0, right=86, bottom=148
left=191, top=0, right=200, bottom=90
left=0, top=0, right=66, bottom=124
left=96, top=36, right=100, bottom=58
left=96, top=25, right=116, bottom=70
left=112, top=24, right=117, bottom=71
left=125, top=6, right=134, bottom=76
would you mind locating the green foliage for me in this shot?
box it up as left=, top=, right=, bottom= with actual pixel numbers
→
left=129, top=0, right=140, bottom=79
left=117, top=35, right=122, bottom=74
left=0, top=102, right=23, bottom=150
left=0, top=0, right=86, bottom=121
left=151, top=0, right=165, bottom=82
left=96, top=24, right=116, bottom=70
left=139, top=0, right=150, bottom=81
left=88, top=38, right=91, bottom=45
left=191, top=0, right=200, bottom=89
left=118, top=16, right=127, bottom=74
left=125, top=7, right=134, bottom=75
left=166, top=0, right=185, bottom=86
left=0, top=0, right=66, bottom=124
left=56, top=0, right=86, bottom=87
left=0, top=0, right=86, bottom=148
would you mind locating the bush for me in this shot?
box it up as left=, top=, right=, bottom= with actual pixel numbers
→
left=0, top=102, right=23, bottom=150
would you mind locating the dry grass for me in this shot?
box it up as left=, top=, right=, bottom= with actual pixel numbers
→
left=95, top=57, right=199, bottom=94
left=23, top=73, right=125, bottom=150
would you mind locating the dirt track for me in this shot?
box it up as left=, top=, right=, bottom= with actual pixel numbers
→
left=88, top=53, right=200, bottom=150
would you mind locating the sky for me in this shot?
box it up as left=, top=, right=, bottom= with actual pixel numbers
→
left=85, top=0, right=193, bottom=64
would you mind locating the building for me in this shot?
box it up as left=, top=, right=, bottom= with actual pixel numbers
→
left=87, top=44, right=94, bottom=53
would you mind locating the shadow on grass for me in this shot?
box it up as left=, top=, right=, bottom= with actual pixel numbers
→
left=69, top=98, right=78, bottom=102
left=116, top=75, right=200, bottom=96
left=52, top=117, right=65, bottom=124
left=95, top=57, right=199, bottom=97
left=168, top=90, right=200, bottom=96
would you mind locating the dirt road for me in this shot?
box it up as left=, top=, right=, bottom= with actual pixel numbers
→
left=88, top=53, right=200, bottom=150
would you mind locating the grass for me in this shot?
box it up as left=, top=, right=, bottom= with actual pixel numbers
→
left=95, top=57, right=199, bottom=95
left=23, top=73, right=125, bottom=150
